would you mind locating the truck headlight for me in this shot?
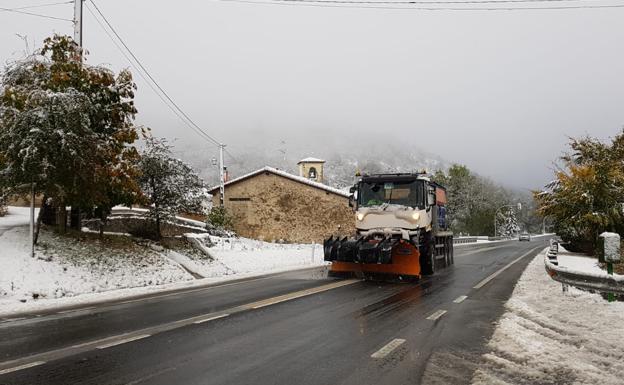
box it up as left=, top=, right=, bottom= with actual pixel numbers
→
left=412, top=212, right=420, bottom=221
left=357, top=213, right=364, bottom=221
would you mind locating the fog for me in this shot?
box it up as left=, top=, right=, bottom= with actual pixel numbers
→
left=1, top=0, right=623, bottom=189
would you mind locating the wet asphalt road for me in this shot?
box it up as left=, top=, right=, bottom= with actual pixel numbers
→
left=0, top=238, right=550, bottom=385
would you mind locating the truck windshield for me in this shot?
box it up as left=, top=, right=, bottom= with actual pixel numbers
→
left=358, top=180, right=424, bottom=209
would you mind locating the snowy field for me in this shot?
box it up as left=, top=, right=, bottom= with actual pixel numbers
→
left=0, top=207, right=192, bottom=314
left=472, top=249, right=624, bottom=385
left=174, top=234, right=324, bottom=278
left=0, top=207, right=326, bottom=316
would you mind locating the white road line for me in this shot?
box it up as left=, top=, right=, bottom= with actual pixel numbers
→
left=473, top=247, right=540, bottom=289
left=370, top=338, right=406, bottom=359
left=193, top=314, right=229, bottom=324
left=250, top=279, right=359, bottom=309
left=0, top=317, right=26, bottom=323
left=453, top=295, right=468, bottom=304
left=426, top=309, right=447, bottom=321
left=57, top=307, right=95, bottom=314
left=96, top=334, right=150, bottom=349
left=0, top=361, right=45, bottom=375
left=456, top=245, right=508, bottom=257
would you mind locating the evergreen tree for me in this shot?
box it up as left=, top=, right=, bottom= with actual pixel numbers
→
left=138, top=137, right=206, bottom=239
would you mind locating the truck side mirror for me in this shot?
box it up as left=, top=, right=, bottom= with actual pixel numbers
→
left=348, top=194, right=355, bottom=208
left=349, top=185, right=357, bottom=194
left=427, top=188, right=436, bottom=206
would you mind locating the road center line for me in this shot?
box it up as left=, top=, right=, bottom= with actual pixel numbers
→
left=371, top=338, right=406, bottom=359
left=453, top=295, right=468, bottom=304
left=473, top=246, right=541, bottom=289
left=0, top=361, right=45, bottom=375
left=249, top=279, right=359, bottom=309
left=97, top=334, right=151, bottom=350
left=193, top=314, right=230, bottom=324
left=426, top=309, right=447, bottom=321
left=456, top=245, right=508, bottom=257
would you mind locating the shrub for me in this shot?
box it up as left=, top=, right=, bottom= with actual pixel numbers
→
left=207, top=206, right=233, bottom=230
left=0, top=194, right=7, bottom=217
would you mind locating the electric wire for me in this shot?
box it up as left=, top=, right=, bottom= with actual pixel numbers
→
left=84, top=3, right=215, bottom=149
left=221, top=0, right=624, bottom=10
left=0, top=1, right=73, bottom=11
left=247, top=0, right=607, bottom=4
left=88, top=0, right=225, bottom=151
left=0, top=6, right=72, bottom=21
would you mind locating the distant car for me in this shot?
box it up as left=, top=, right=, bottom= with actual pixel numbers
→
left=519, top=233, right=531, bottom=241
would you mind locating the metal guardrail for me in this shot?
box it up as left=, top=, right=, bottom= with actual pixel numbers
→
left=453, top=237, right=478, bottom=244
left=544, top=240, right=624, bottom=295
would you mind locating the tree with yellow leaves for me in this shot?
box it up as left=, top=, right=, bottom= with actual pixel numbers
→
left=534, top=130, right=624, bottom=251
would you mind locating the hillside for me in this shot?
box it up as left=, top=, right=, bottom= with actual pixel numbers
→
left=181, top=140, right=449, bottom=189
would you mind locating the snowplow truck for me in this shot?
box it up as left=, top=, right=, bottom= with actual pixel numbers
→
left=324, top=173, right=453, bottom=279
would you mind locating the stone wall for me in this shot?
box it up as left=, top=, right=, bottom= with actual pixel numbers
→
left=212, top=172, right=355, bottom=243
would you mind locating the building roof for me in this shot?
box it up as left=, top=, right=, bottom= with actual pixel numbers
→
left=297, top=157, right=325, bottom=164
left=207, top=166, right=349, bottom=198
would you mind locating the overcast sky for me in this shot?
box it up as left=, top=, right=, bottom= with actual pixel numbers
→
left=1, top=0, right=623, bottom=189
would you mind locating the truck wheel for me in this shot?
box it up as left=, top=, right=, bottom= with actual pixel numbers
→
left=450, top=238, right=455, bottom=265
left=420, top=235, right=436, bottom=275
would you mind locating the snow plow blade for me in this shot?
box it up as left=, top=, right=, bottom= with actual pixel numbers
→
left=324, top=236, right=422, bottom=278
left=324, top=235, right=399, bottom=264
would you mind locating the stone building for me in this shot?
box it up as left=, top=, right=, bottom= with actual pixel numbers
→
left=208, top=162, right=354, bottom=243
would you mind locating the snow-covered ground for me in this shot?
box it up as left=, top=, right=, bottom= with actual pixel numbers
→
left=472, top=249, right=624, bottom=385
left=0, top=207, right=326, bottom=317
left=0, top=207, right=192, bottom=313
left=174, top=234, right=324, bottom=278
left=557, top=250, right=619, bottom=276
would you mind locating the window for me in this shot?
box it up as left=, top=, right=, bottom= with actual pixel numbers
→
left=308, top=167, right=317, bottom=179
left=358, top=180, right=425, bottom=209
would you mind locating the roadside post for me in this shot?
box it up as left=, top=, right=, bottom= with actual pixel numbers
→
left=599, top=232, right=621, bottom=302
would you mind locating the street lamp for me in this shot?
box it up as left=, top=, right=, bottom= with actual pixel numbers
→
left=494, top=202, right=522, bottom=238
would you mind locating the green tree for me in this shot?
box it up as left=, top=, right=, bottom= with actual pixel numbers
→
left=433, top=164, right=528, bottom=236
left=138, top=137, right=206, bottom=240
left=0, top=35, right=142, bottom=236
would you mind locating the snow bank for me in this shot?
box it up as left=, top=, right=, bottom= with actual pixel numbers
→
left=178, top=234, right=327, bottom=278
left=0, top=226, right=193, bottom=307
left=0, top=207, right=193, bottom=313
left=472, top=250, right=624, bottom=385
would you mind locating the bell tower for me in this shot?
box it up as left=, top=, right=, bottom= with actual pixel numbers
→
left=297, top=157, right=325, bottom=183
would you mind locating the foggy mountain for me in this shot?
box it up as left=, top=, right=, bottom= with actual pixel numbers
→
left=177, top=138, right=448, bottom=190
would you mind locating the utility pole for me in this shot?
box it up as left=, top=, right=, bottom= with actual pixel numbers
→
left=30, top=183, right=35, bottom=258
left=73, top=0, right=83, bottom=48
left=219, top=144, right=225, bottom=207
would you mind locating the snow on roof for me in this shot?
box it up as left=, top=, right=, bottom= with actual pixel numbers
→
left=297, top=157, right=325, bottom=164
left=207, top=166, right=349, bottom=198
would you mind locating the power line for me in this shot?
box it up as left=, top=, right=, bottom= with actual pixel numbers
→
left=83, top=4, right=208, bottom=143
left=0, top=6, right=72, bottom=21
left=84, top=3, right=223, bottom=156
left=221, top=0, right=624, bottom=9
left=87, top=0, right=225, bottom=150
left=245, top=0, right=605, bottom=4
left=0, top=1, right=73, bottom=11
